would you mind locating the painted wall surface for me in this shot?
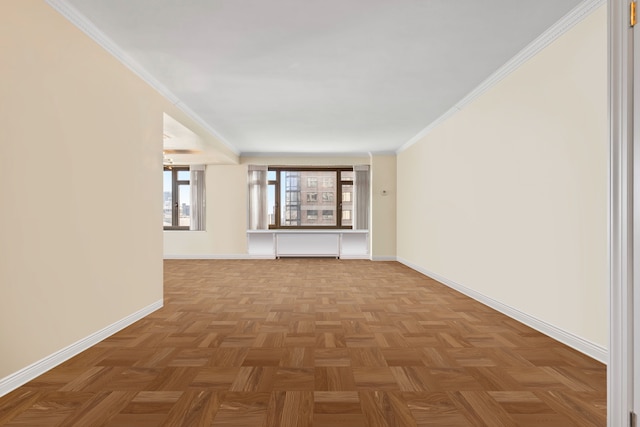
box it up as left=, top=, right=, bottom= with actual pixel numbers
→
left=164, top=165, right=248, bottom=256
left=397, top=6, right=608, bottom=348
left=0, top=2, right=232, bottom=380
left=371, top=155, right=397, bottom=259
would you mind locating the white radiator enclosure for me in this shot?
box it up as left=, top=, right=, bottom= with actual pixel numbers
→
left=277, top=233, right=339, bottom=258
left=247, top=230, right=369, bottom=259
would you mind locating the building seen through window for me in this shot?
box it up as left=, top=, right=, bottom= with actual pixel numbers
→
left=267, top=168, right=354, bottom=228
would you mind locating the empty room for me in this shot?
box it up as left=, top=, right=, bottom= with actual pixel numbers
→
left=1, top=0, right=633, bottom=426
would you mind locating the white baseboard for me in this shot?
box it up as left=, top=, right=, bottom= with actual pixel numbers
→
left=164, top=254, right=253, bottom=260
left=340, top=254, right=371, bottom=260
left=164, top=254, right=377, bottom=260
left=371, top=256, right=398, bottom=261
left=0, top=299, right=163, bottom=398
left=397, top=258, right=608, bottom=364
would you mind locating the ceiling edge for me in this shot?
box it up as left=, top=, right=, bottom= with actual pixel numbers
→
left=396, top=0, right=607, bottom=154
left=45, top=0, right=240, bottom=156
left=240, top=152, right=373, bottom=158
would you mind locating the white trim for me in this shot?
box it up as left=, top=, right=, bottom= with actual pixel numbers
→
left=240, top=151, right=395, bottom=159
left=247, top=229, right=369, bottom=234
left=608, top=0, right=635, bottom=425
left=163, top=254, right=254, bottom=260
left=0, top=300, right=163, bottom=398
left=397, top=0, right=607, bottom=154
left=367, top=151, right=398, bottom=156
left=240, top=152, right=372, bottom=159
left=44, top=0, right=239, bottom=156
left=339, top=255, right=371, bottom=260
left=165, top=253, right=370, bottom=260
left=634, top=0, right=640, bottom=414
left=45, top=0, right=605, bottom=159
left=371, top=256, right=398, bottom=262
left=397, top=257, right=608, bottom=364
left=249, top=255, right=277, bottom=260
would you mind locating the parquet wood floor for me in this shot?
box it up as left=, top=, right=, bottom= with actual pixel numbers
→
left=0, top=259, right=606, bottom=426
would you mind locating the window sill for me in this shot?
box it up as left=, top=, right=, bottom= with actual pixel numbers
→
left=163, top=229, right=207, bottom=233
left=247, top=229, right=368, bottom=234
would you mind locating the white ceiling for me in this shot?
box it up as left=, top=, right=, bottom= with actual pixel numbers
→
left=63, top=0, right=584, bottom=155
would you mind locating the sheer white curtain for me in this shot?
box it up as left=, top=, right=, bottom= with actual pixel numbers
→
left=190, top=164, right=206, bottom=231
left=354, top=165, right=370, bottom=230
left=248, top=165, right=268, bottom=230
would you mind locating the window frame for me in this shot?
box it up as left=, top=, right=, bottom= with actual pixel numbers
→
left=164, top=166, right=190, bottom=230
left=268, top=166, right=353, bottom=230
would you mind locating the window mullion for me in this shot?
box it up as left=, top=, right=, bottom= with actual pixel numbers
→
left=337, top=171, right=342, bottom=227
left=172, top=169, right=179, bottom=227
left=275, top=173, right=281, bottom=228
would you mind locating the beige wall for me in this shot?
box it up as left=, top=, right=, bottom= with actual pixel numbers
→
left=397, top=6, right=608, bottom=348
left=164, top=165, right=248, bottom=256
left=371, top=155, right=397, bottom=259
left=0, top=1, right=231, bottom=380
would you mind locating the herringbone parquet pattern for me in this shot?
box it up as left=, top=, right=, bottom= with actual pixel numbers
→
left=0, top=259, right=606, bottom=426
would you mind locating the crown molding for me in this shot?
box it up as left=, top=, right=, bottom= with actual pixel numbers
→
left=45, top=0, right=239, bottom=156
left=45, top=0, right=604, bottom=158
left=368, top=150, right=398, bottom=157
left=397, top=0, right=606, bottom=154
left=240, top=151, right=372, bottom=159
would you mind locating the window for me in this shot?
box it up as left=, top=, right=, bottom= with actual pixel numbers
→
left=164, top=166, right=191, bottom=230
left=164, top=165, right=206, bottom=231
left=250, top=166, right=368, bottom=230
left=266, top=167, right=354, bottom=229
